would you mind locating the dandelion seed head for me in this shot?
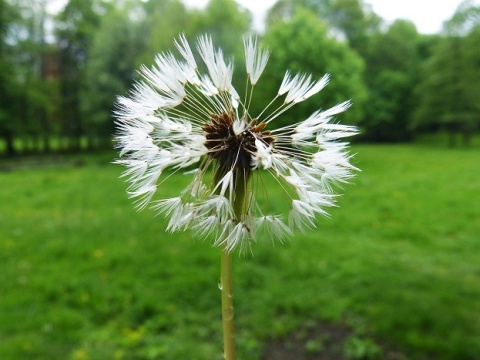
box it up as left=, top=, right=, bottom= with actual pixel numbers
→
left=114, top=34, right=359, bottom=252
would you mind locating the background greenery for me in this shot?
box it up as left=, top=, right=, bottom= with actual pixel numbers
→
left=1, top=0, right=480, bottom=359
left=1, top=141, right=479, bottom=359
left=1, top=0, right=480, bottom=156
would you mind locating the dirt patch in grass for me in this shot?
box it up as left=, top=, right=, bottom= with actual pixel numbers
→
left=261, top=321, right=411, bottom=360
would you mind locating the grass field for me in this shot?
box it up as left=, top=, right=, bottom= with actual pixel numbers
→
left=1, top=143, right=479, bottom=359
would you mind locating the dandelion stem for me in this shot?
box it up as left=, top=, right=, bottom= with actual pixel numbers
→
left=221, top=249, right=236, bottom=360
left=217, top=168, right=250, bottom=360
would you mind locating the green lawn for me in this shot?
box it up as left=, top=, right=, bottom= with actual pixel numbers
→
left=0, top=144, right=479, bottom=359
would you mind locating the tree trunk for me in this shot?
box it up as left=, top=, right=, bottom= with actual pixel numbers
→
left=461, top=130, right=471, bottom=147
left=2, top=131, right=16, bottom=157
left=448, top=131, right=457, bottom=147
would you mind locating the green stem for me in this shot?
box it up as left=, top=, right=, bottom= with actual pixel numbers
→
left=221, top=249, right=236, bottom=360
left=214, top=166, right=250, bottom=359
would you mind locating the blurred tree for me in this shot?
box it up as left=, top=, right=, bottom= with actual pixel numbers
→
left=327, top=0, right=382, bottom=53
left=0, top=0, right=58, bottom=155
left=21, top=0, right=55, bottom=153
left=138, top=0, right=251, bottom=92
left=267, top=0, right=330, bottom=28
left=266, top=0, right=382, bottom=55
left=443, top=0, right=480, bottom=36
left=414, top=1, right=480, bottom=146
left=55, top=0, right=109, bottom=150
left=139, top=0, right=193, bottom=66
left=80, top=0, right=251, bottom=148
left=81, top=2, right=143, bottom=148
left=192, top=0, right=251, bottom=55
left=0, top=0, right=18, bottom=156
left=259, top=9, right=366, bottom=128
left=190, top=0, right=251, bottom=90
left=361, top=20, right=420, bottom=141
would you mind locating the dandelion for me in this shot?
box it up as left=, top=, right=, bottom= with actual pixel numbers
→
left=115, top=34, right=358, bottom=251
left=114, top=34, right=358, bottom=360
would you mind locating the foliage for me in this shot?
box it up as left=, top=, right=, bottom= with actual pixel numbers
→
left=266, top=0, right=382, bottom=54
left=443, top=0, right=480, bottom=36
left=361, top=20, right=421, bottom=141
left=325, top=0, right=382, bottom=53
left=138, top=0, right=194, bottom=66
left=343, top=337, right=382, bottom=360
left=0, top=0, right=59, bottom=154
left=192, top=0, right=251, bottom=56
left=1, top=0, right=480, bottom=154
left=0, top=0, right=17, bottom=155
left=55, top=0, right=109, bottom=150
left=414, top=13, right=480, bottom=146
left=78, top=0, right=252, bottom=145
left=186, top=0, right=252, bottom=93
left=1, top=143, right=480, bottom=359
left=260, top=8, right=366, bottom=127
left=80, top=3, right=144, bottom=147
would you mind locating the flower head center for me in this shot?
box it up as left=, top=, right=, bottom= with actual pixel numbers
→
left=202, top=111, right=274, bottom=170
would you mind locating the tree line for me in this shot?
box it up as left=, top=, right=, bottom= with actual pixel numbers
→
left=1, top=0, right=479, bottom=156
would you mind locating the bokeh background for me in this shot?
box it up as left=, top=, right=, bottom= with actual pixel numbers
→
left=1, top=0, right=479, bottom=359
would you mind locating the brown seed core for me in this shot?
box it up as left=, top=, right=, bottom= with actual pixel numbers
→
left=202, top=111, right=274, bottom=169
